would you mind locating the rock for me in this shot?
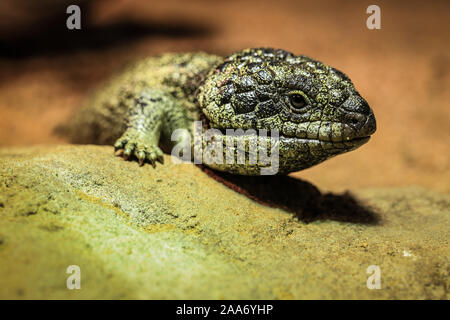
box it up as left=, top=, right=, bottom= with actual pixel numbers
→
left=0, top=145, right=448, bottom=299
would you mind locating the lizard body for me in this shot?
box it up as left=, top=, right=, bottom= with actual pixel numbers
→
left=66, top=48, right=376, bottom=175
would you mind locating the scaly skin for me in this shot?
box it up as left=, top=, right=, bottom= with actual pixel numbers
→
left=66, top=48, right=376, bottom=175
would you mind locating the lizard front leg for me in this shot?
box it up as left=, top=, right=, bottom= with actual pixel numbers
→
left=114, top=88, right=171, bottom=167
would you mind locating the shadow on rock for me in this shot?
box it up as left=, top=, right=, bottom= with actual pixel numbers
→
left=201, top=167, right=381, bottom=225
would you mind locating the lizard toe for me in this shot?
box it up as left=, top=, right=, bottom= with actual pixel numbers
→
left=123, top=143, right=136, bottom=160
left=137, top=150, right=147, bottom=166
left=114, top=139, right=127, bottom=150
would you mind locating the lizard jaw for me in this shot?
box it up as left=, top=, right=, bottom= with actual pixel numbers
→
left=195, top=118, right=372, bottom=175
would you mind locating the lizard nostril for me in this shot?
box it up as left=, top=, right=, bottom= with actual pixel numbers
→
left=345, top=113, right=366, bottom=129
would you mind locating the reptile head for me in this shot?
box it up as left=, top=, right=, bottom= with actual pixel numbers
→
left=197, top=48, right=376, bottom=174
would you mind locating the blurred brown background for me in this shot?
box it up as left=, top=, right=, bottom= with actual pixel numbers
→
left=0, top=0, right=449, bottom=193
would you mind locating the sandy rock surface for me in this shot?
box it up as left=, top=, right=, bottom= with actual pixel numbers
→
left=0, top=145, right=448, bottom=299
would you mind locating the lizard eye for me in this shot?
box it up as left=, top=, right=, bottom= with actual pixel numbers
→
left=288, top=92, right=308, bottom=112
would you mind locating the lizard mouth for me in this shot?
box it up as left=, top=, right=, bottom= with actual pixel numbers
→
left=278, top=131, right=371, bottom=148
left=280, top=135, right=371, bottom=143
left=275, top=135, right=371, bottom=153
left=202, top=116, right=372, bottom=151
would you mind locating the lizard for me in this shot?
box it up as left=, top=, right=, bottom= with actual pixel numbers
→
left=63, top=48, right=376, bottom=175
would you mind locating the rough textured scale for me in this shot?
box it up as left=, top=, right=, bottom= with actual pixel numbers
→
left=64, top=48, right=376, bottom=175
